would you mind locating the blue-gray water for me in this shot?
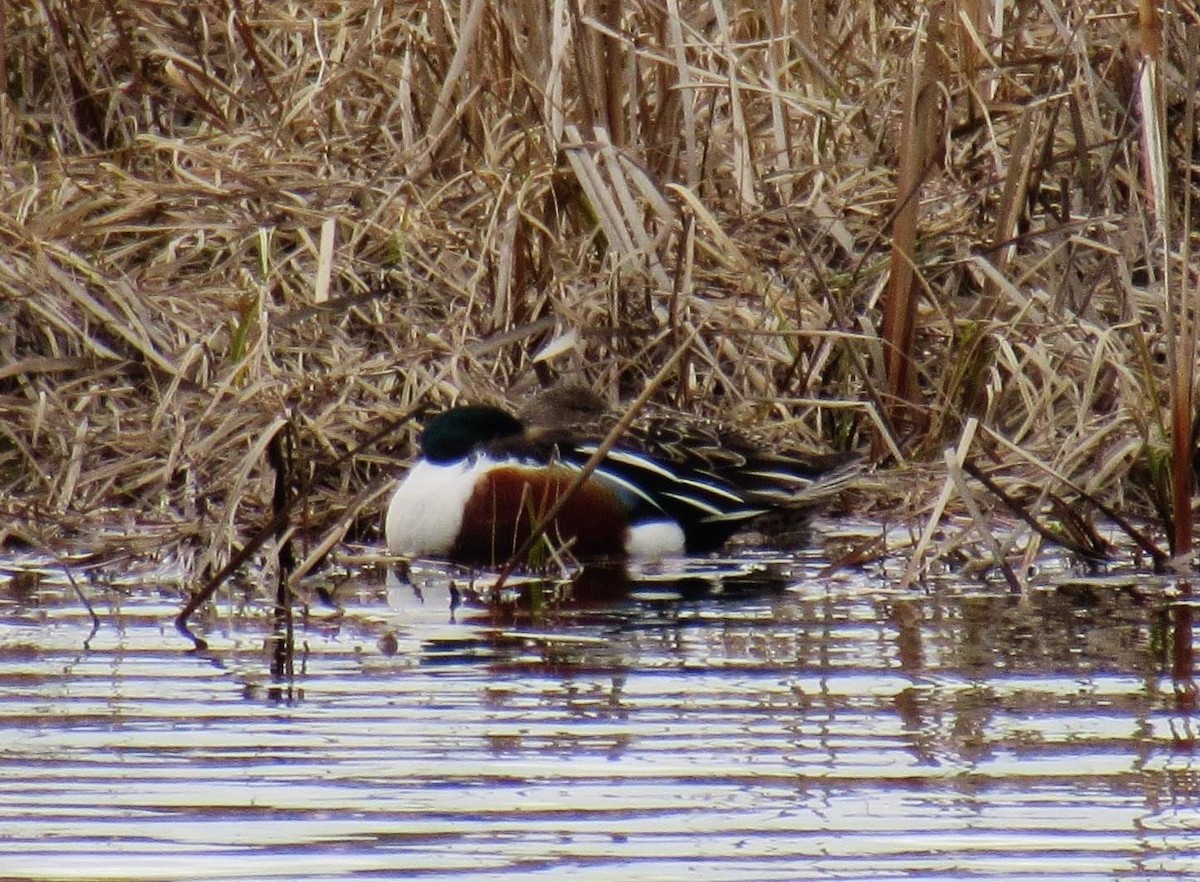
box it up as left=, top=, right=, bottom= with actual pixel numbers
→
left=1, top=529, right=1198, bottom=881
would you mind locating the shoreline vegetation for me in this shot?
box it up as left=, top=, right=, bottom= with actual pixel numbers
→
left=1, top=2, right=1197, bottom=590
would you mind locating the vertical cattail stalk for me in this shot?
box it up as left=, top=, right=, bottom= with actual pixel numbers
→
left=1148, top=9, right=1197, bottom=697
left=880, top=6, right=948, bottom=440
left=1137, top=2, right=1191, bottom=562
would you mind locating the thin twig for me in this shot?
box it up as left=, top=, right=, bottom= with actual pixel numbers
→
left=962, top=460, right=1159, bottom=565
left=63, top=566, right=100, bottom=649
left=490, top=325, right=702, bottom=593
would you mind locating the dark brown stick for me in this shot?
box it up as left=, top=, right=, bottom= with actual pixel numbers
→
left=175, top=401, right=429, bottom=649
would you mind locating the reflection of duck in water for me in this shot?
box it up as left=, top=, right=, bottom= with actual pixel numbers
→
left=385, top=385, right=859, bottom=567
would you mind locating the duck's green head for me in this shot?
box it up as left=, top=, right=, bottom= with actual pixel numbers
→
left=420, top=404, right=524, bottom=464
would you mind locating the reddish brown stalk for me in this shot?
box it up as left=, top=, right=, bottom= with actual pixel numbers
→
left=1157, top=8, right=1196, bottom=699
left=597, top=0, right=626, bottom=145
left=1163, top=13, right=1195, bottom=563
left=880, top=6, right=947, bottom=441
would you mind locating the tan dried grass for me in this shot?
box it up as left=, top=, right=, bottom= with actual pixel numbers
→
left=0, top=1, right=1196, bottom=587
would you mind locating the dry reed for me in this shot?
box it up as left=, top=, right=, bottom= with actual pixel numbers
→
left=0, top=1, right=1197, bottom=590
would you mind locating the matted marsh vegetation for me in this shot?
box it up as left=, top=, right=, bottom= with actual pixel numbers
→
left=0, top=2, right=1197, bottom=590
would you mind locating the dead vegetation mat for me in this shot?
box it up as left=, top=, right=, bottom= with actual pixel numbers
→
left=1, top=1, right=1197, bottom=586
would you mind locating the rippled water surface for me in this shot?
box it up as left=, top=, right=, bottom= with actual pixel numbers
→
left=2, top=526, right=1199, bottom=881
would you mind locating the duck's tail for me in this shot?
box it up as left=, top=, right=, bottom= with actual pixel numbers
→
left=730, top=450, right=864, bottom=509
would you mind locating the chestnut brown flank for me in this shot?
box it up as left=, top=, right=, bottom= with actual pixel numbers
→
left=452, top=466, right=629, bottom=564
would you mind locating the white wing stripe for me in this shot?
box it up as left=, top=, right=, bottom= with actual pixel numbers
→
left=573, top=445, right=747, bottom=504
left=574, top=445, right=677, bottom=479
left=659, top=491, right=765, bottom=520
left=558, top=460, right=666, bottom=511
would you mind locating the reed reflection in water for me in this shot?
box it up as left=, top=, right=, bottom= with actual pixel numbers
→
left=0, top=547, right=1197, bottom=881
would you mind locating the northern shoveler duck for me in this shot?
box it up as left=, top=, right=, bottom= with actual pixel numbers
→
left=385, top=387, right=858, bottom=566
